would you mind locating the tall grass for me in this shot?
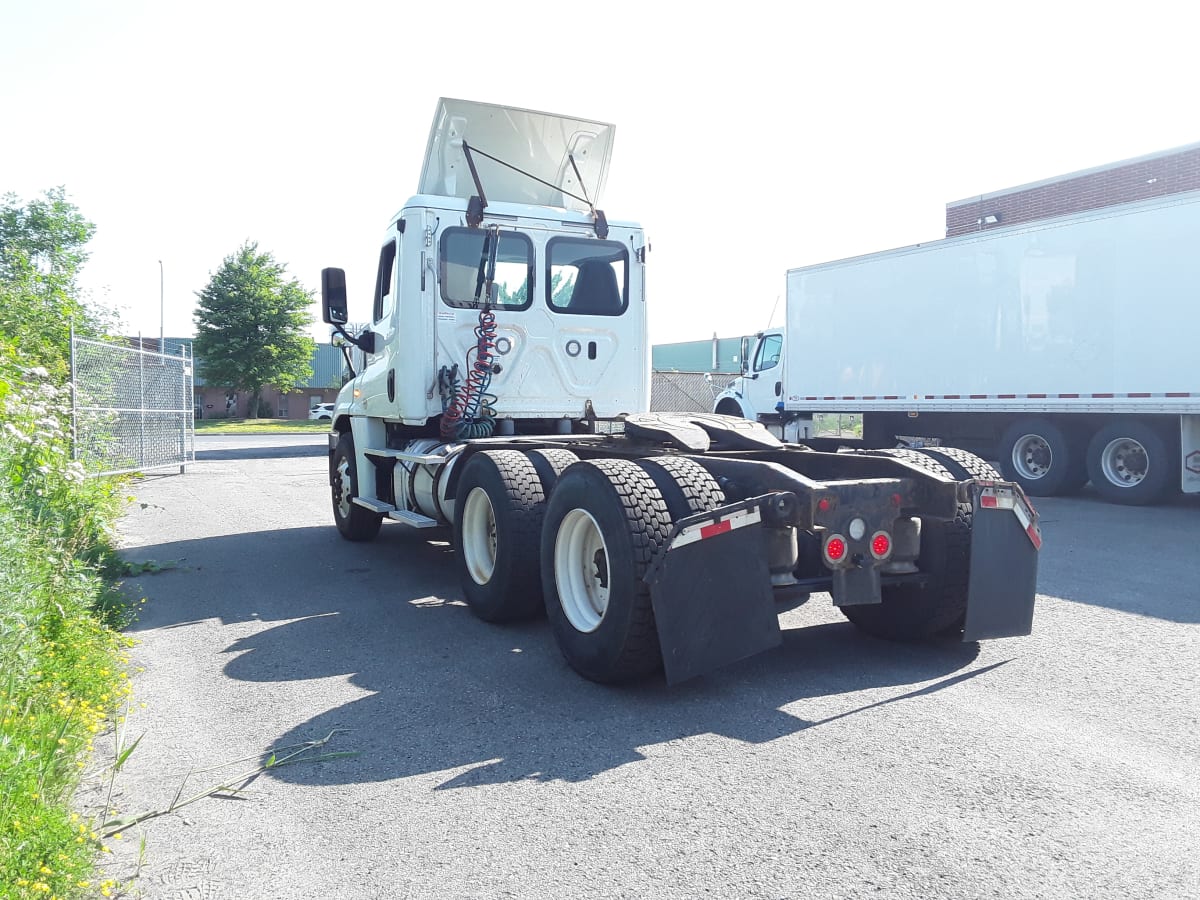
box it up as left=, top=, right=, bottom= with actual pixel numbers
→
left=0, top=352, right=130, bottom=899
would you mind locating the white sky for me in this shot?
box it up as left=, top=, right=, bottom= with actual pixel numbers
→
left=3, top=0, right=1197, bottom=346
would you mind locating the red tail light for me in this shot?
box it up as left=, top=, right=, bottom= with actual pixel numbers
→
left=870, top=531, right=892, bottom=559
left=824, top=535, right=847, bottom=564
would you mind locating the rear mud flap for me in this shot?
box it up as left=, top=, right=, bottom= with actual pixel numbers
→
left=647, top=522, right=781, bottom=685
left=964, top=484, right=1040, bottom=641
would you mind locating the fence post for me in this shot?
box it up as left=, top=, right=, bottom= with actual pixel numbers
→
left=69, top=322, right=78, bottom=462
left=179, top=343, right=188, bottom=474
left=138, top=333, right=146, bottom=470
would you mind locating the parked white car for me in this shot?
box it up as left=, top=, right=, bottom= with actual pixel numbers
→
left=309, top=403, right=335, bottom=421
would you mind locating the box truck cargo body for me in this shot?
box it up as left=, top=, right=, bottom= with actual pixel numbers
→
left=716, top=191, right=1200, bottom=504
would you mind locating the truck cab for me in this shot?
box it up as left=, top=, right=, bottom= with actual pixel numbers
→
left=329, top=99, right=649, bottom=441
left=712, top=329, right=810, bottom=439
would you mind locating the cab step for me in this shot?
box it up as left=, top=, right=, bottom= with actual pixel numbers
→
left=363, top=447, right=448, bottom=465
left=387, top=509, right=440, bottom=528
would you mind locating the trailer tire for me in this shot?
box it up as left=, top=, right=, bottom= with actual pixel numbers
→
left=541, top=459, right=672, bottom=683
left=453, top=450, right=548, bottom=622
left=636, top=456, right=726, bottom=518
left=331, top=432, right=383, bottom=542
left=998, top=418, right=1087, bottom=496
left=912, top=446, right=1001, bottom=481
left=840, top=503, right=973, bottom=641
left=1085, top=421, right=1176, bottom=505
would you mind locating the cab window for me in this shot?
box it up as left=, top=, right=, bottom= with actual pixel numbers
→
left=546, top=238, right=628, bottom=315
left=373, top=240, right=397, bottom=324
left=754, top=333, right=783, bottom=372
left=439, top=228, right=534, bottom=309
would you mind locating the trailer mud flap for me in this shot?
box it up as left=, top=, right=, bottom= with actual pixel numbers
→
left=646, top=519, right=781, bottom=685
left=963, top=484, right=1041, bottom=641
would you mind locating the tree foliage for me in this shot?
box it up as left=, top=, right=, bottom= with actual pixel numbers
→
left=0, top=187, right=103, bottom=376
left=193, top=242, right=315, bottom=417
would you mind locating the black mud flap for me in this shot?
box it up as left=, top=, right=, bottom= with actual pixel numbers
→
left=646, top=519, right=781, bottom=685
left=963, top=483, right=1041, bottom=641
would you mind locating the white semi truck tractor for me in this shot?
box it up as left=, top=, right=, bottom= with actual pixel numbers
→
left=321, top=98, right=1041, bottom=684
left=715, top=191, right=1200, bottom=506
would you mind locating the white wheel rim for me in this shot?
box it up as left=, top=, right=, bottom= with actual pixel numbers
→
left=335, top=457, right=353, bottom=518
left=1100, top=438, right=1148, bottom=488
left=462, top=487, right=498, bottom=585
left=554, top=509, right=610, bottom=633
left=1012, top=433, right=1052, bottom=480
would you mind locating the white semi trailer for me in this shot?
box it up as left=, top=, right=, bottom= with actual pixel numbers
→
left=321, top=98, right=1041, bottom=685
left=715, top=192, right=1200, bottom=505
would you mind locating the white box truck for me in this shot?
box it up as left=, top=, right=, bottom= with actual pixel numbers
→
left=318, top=99, right=1041, bottom=685
left=714, top=192, right=1200, bottom=505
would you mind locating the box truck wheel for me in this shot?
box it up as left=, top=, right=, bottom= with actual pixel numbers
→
left=840, top=504, right=973, bottom=641
left=331, top=433, right=382, bottom=542
left=541, top=459, right=672, bottom=683
left=1085, top=421, right=1176, bottom=505
left=999, top=418, right=1087, bottom=496
left=453, top=450, right=549, bottom=622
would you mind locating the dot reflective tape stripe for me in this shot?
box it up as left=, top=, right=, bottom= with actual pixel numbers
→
left=671, top=508, right=762, bottom=550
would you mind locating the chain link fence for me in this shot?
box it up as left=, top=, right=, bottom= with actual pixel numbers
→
left=70, top=335, right=194, bottom=476
left=650, top=371, right=726, bottom=413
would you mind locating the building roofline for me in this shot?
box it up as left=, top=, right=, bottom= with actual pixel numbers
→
left=946, top=139, right=1200, bottom=208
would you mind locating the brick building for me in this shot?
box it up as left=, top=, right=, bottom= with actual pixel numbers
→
left=946, top=140, right=1200, bottom=236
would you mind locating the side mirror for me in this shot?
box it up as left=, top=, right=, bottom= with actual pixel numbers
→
left=321, top=268, right=349, bottom=325
left=739, top=336, right=751, bottom=375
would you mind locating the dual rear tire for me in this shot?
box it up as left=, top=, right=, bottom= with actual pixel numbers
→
left=453, top=451, right=727, bottom=683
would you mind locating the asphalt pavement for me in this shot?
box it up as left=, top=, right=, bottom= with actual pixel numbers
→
left=97, top=433, right=1200, bottom=899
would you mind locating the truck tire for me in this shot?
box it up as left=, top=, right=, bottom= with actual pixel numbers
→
left=1085, top=421, right=1176, bottom=505
left=912, top=446, right=1001, bottom=481
left=331, top=432, right=383, bottom=542
left=526, top=448, right=580, bottom=492
left=873, top=446, right=956, bottom=479
left=541, top=459, right=673, bottom=683
left=636, top=456, right=726, bottom=518
left=453, top=450, right=549, bottom=622
left=839, top=503, right=973, bottom=641
left=998, top=418, right=1087, bottom=496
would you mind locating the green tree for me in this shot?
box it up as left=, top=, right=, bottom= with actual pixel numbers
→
left=193, top=241, right=315, bottom=418
left=0, top=187, right=102, bottom=375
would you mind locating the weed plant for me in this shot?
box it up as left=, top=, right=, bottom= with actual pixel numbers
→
left=0, top=351, right=131, bottom=898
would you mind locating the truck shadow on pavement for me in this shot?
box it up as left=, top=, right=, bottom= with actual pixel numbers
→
left=123, top=524, right=999, bottom=788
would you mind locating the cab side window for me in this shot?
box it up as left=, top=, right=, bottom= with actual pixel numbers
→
left=373, top=240, right=397, bottom=324
left=754, top=333, right=783, bottom=372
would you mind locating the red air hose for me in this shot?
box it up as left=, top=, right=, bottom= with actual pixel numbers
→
left=440, top=308, right=497, bottom=440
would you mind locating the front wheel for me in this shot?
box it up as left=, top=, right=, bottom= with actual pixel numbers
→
left=331, top=432, right=382, bottom=542
left=541, top=459, right=673, bottom=683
